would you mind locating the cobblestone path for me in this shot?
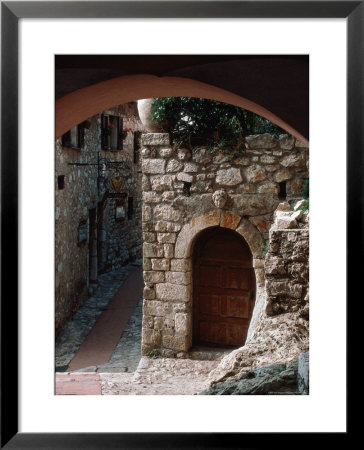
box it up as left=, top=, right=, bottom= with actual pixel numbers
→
left=55, top=262, right=142, bottom=372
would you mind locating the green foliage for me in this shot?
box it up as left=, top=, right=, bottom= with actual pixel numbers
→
left=261, top=240, right=269, bottom=259
left=151, top=97, right=284, bottom=152
left=302, top=179, right=309, bottom=199
left=147, top=348, right=160, bottom=359
left=298, top=199, right=309, bottom=213
left=299, top=179, right=309, bottom=213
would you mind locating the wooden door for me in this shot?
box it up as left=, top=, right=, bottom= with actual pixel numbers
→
left=193, top=227, right=255, bottom=347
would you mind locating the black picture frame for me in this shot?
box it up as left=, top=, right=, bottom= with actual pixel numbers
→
left=1, top=1, right=356, bottom=448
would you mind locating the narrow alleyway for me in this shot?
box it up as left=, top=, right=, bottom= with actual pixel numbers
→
left=55, top=262, right=143, bottom=373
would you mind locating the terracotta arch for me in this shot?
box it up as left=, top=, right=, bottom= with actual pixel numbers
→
left=55, top=74, right=309, bottom=145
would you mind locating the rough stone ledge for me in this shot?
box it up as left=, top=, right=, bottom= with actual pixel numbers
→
left=141, top=133, right=170, bottom=146
left=200, top=358, right=303, bottom=395
left=207, top=311, right=309, bottom=385
left=298, top=352, right=309, bottom=394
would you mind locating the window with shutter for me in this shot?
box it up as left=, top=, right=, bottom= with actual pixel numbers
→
left=127, top=197, right=134, bottom=220
left=101, top=114, right=109, bottom=150
left=133, top=131, right=141, bottom=163
left=62, top=124, right=85, bottom=150
left=61, top=130, right=72, bottom=148
left=78, top=124, right=85, bottom=149
left=117, top=117, right=124, bottom=150
left=70, top=126, right=78, bottom=148
left=101, top=114, right=124, bottom=151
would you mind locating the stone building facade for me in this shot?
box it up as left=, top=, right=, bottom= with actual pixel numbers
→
left=140, top=132, right=309, bottom=358
left=55, top=103, right=144, bottom=335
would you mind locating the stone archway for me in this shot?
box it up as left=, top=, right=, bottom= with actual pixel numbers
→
left=175, top=211, right=264, bottom=260
left=173, top=212, right=266, bottom=351
left=141, top=209, right=266, bottom=357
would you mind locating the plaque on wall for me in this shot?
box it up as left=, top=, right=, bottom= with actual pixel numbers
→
left=115, top=205, right=126, bottom=220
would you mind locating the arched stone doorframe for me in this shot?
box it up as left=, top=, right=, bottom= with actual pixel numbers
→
left=55, top=74, right=309, bottom=145
left=174, top=210, right=267, bottom=349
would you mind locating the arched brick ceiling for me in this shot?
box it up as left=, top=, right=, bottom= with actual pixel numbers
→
left=55, top=55, right=309, bottom=142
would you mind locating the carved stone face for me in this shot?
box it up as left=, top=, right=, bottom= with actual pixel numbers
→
left=212, top=190, right=228, bottom=209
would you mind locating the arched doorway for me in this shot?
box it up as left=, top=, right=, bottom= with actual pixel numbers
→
left=193, top=227, right=256, bottom=348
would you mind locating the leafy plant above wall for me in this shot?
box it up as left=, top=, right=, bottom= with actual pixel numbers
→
left=297, top=198, right=309, bottom=214
left=262, top=239, right=269, bottom=259
left=151, top=97, right=284, bottom=151
left=302, top=179, right=309, bottom=199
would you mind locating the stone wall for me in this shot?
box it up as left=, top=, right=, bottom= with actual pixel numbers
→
left=98, top=104, right=143, bottom=272
left=140, top=132, right=309, bottom=357
left=265, top=228, right=309, bottom=317
left=55, top=102, right=143, bottom=335
left=101, top=196, right=142, bottom=272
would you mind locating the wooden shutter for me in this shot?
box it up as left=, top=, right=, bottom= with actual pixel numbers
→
left=77, top=124, right=85, bottom=149
left=117, top=117, right=124, bottom=150
left=101, top=114, right=109, bottom=150
left=133, top=131, right=141, bottom=163
left=127, top=196, right=133, bottom=220
left=61, top=131, right=71, bottom=148
left=82, top=119, right=91, bottom=129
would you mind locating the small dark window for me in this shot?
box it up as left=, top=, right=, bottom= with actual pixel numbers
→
left=57, top=175, right=65, bottom=190
left=61, top=131, right=71, bottom=148
left=278, top=181, right=287, bottom=200
left=127, top=197, right=134, bottom=220
left=61, top=124, right=85, bottom=150
left=183, top=181, right=192, bottom=196
left=133, top=131, right=141, bottom=163
left=101, top=114, right=123, bottom=151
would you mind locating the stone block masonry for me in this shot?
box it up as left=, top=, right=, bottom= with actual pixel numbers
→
left=141, top=133, right=309, bottom=358
left=265, top=228, right=309, bottom=316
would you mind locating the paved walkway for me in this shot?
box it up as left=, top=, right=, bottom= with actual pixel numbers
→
left=55, top=373, right=102, bottom=395
left=55, top=263, right=142, bottom=372
left=68, top=267, right=143, bottom=371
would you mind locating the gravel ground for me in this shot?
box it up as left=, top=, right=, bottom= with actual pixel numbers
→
left=100, top=356, right=220, bottom=395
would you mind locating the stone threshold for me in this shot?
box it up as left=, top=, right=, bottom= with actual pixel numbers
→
left=187, top=346, right=234, bottom=361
